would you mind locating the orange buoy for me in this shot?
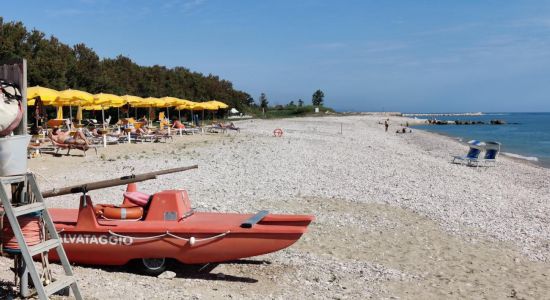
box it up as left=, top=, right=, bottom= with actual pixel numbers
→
left=94, top=204, right=143, bottom=220
left=273, top=128, right=283, bottom=137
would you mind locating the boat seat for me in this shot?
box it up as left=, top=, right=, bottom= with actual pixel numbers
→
left=124, top=191, right=151, bottom=207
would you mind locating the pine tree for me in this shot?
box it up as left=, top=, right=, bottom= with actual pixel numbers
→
left=312, top=89, right=324, bottom=106
left=259, top=93, right=269, bottom=108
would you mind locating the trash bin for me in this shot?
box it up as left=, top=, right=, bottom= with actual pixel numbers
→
left=0, top=135, right=31, bottom=176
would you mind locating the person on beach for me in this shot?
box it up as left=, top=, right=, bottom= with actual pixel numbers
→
left=384, top=119, right=389, bottom=132
left=172, top=120, right=185, bottom=129
left=50, top=128, right=90, bottom=146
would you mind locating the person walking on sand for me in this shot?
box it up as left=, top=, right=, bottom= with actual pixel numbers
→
left=384, top=119, right=389, bottom=132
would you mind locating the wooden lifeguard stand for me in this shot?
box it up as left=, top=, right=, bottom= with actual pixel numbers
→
left=0, top=59, right=82, bottom=299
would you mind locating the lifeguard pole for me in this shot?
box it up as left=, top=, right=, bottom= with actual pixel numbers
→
left=0, top=59, right=82, bottom=299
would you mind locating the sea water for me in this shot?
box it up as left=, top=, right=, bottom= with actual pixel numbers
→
left=413, top=112, right=550, bottom=167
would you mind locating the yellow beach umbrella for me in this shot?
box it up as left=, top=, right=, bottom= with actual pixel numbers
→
left=93, top=93, right=124, bottom=106
left=83, top=105, right=108, bottom=110
left=58, top=89, right=94, bottom=104
left=27, top=86, right=60, bottom=102
left=56, top=106, right=64, bottom=120
left=76, top=105, right=83, bottom=122
left=153, top=99, right=169, bottom=108
left=175, top=104, right=192, bottom=110
left=175, top=102, right=208, bottom=124
left=82, top=105, right=105, bottom=111
left=121, top=95, right=144, bottom=118
left=178, top=103, right=205, bottom=110
left=94, top=93, right=125, bottom=128
left=131, top=97, right=161, bottom=125
left=159, top=97, right=182, bottom=107
left=206, top=100, right=229, bottom=109
left=159, top=96, right=186, bottom=120
left=58, top=89, right=95, bottom=124
left=122, top=95, right=144, bottom=105
left=177, top=99, right=195, bottom=107
left=173, top=100, right=196, bottom=121
left=201, top=102, right=219, bottom=111
left=131, top=97, right=159, bottom=107
left=28, top=98, right=58, bottom=106
left=200, top=101, right=223, bottom=124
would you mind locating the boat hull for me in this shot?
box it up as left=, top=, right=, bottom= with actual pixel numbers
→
left=49, top=209, right=313, bottom=265
left=50, top=231, right=305, bottom=265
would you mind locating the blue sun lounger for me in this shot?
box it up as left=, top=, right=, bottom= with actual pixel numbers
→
left=469, top=141, right=501, bottom=166
left=452, top=140, right=485, bottom=166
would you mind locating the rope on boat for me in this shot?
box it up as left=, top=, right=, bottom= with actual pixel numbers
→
left=107, top=230, right=230, bottom=246
left=166, top=231, right=230, bottom=245
left=108, top=231, right=166, bottom=240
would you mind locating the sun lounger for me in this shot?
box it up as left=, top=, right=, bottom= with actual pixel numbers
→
left=173, top=127, right=200, bottom=135
left=134, top=132, right=173, bottom=143
left=82, top=128, right=121, bottom=146
left=49, top=137, right=98, bottom=156
left=211, top=122, right=240, bottom=133
left=452, top=140, right=485, bottom=166
left=27, top=144, right=56, bottom=158
left=48, top=132, right=98, bottom=156
left=226, top=125, right=240, bottom=132
left=206, top=124, right=226, bottom=134
left=469, top=141, right=501, bottom=166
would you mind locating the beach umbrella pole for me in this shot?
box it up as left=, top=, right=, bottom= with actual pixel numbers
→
left=101, top=107, right=107, bottom=147
left=102, top=107, right=106, bottom=129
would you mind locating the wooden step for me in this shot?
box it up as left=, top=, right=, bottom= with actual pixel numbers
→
left=44, top=275, right=75, bottom=296
left=13, top=202, right=45, bottom=217
left=28, top=239, right=60, bottom=256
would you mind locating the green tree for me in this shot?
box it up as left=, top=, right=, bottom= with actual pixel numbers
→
left=0, top=17, right=252, bottom=111
left=67, top=43, right=101, bottom=91
left=298, top=99, right=303, bottom=107
left=246, top=96, right=255, bottom=107
left=259, top=93, right=268, bottom=109
left=312, top=89, right=324, bottom=106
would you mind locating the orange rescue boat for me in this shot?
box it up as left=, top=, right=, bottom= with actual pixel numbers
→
left=48, top=183, right=314, bottom=274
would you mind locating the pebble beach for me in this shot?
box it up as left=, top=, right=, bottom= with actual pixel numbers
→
left=1, top=114, right=549, bottom=299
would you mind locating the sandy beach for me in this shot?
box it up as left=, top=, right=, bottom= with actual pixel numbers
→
left=1, top=115, right=549, bottom=299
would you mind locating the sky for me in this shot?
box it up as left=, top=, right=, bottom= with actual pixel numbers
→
left=3, top=0, right=550, bottom=112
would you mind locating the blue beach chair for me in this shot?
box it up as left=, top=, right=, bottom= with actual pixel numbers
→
left=470, top=141, right=501, bottom=166
left=452, top=140, right=485, bottom=165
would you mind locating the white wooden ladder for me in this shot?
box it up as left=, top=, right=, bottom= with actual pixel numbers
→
left=0, top=173, right=82, bottom=299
